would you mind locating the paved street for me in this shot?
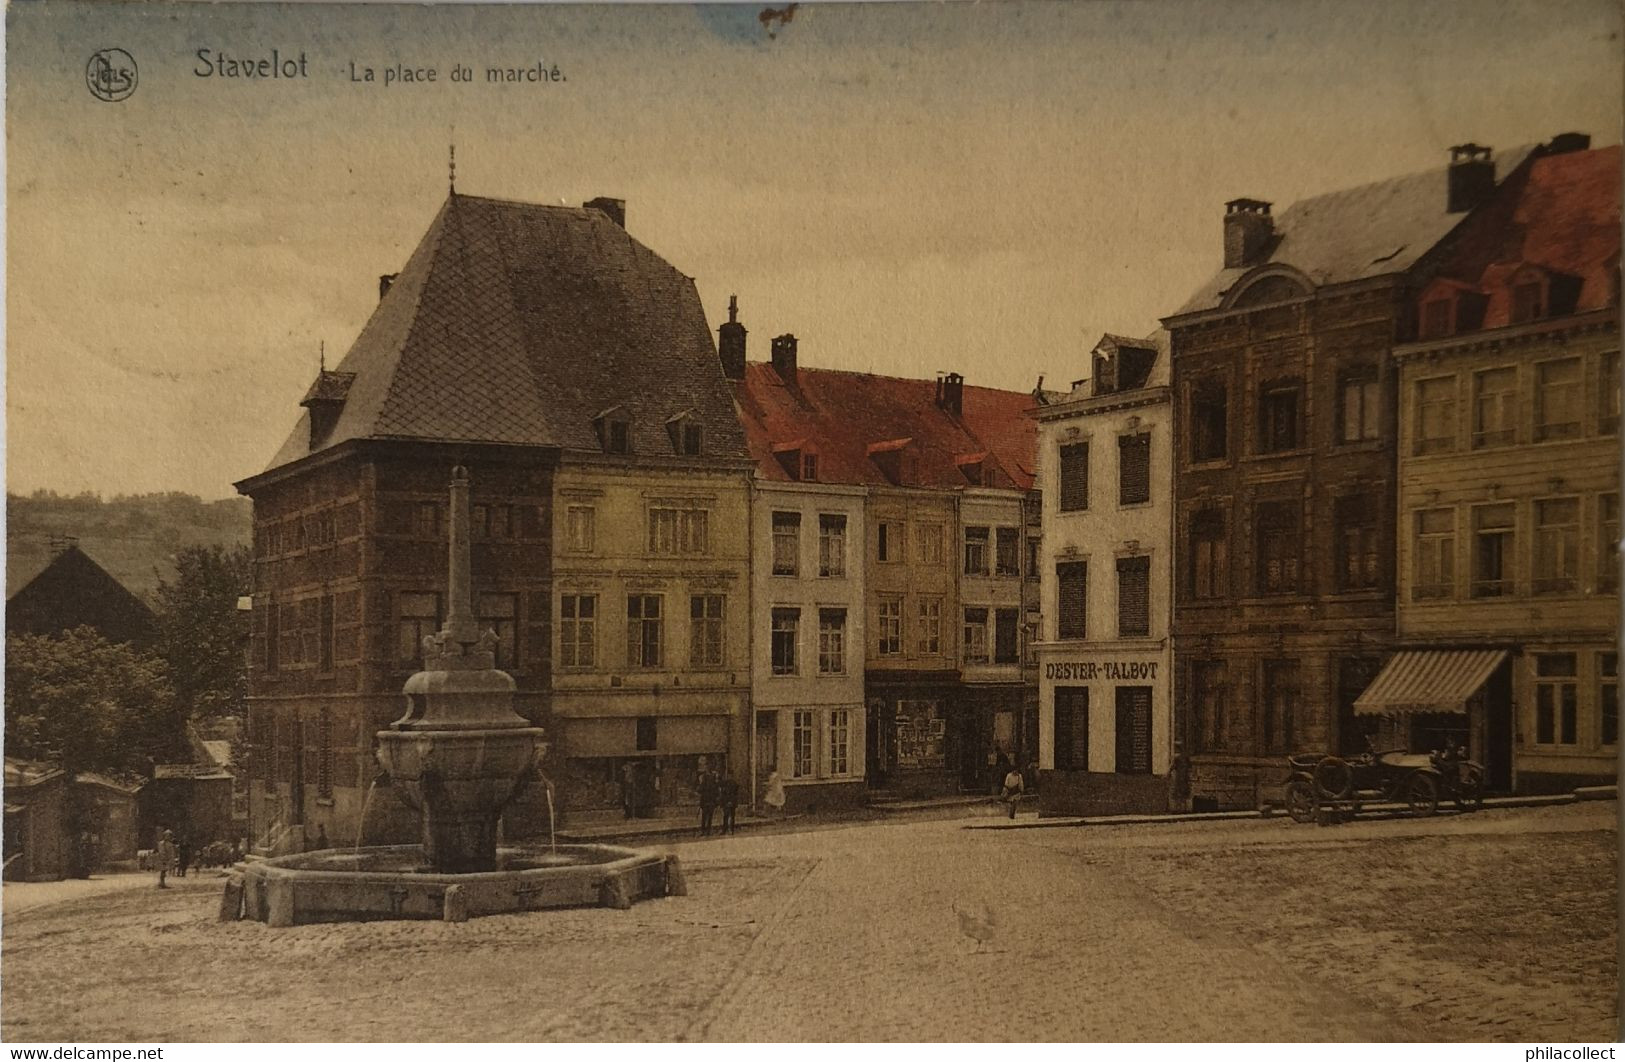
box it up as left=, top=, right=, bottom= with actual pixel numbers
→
left=1, top=802, right=1614, bottom=1042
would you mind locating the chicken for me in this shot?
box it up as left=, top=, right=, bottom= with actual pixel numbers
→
left=953, top=899, right=998, bottom=953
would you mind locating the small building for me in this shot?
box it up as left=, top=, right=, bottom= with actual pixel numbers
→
left=1035, top=333, right=1175, bottom=815
left=140, top=763, right=237, bottom=849
left=6, top=544, right=156, bottom=647
left=4, top=759, right=139, bottom=881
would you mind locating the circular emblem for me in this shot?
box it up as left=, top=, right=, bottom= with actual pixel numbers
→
left=86, top=48, right=138, bottom=102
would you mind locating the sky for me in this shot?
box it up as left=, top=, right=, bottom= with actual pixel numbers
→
left=6, top=0, right=1621, bottom=499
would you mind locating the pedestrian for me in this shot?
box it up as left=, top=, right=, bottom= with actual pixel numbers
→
left=763, top=770, right=786, bottom=816
left=177, top=836, right=193, bottom=878
left=1001, top=763, right=1025, bottom=819
left=156, top=829, right=177, bottom=889
left=620, top=761, right=636, bottom=819
left=313, top=823, right=329, bottom=851
left=698, top=766, right=719, bottom=836
left=718, top=774, right=740, bottom=835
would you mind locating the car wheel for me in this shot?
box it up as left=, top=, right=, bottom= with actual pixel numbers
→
left=1284, top=778, right=1317, bottom=823
left=1453, top=770, right=1484, bottom=812
left=1407, top=773, right=1439, bottom=817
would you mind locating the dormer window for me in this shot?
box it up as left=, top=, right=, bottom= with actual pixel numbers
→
left=801, top=453, right=818, bottom=481
left=1512, top=280, right=1544, bottom=324
left=773, top=440, right=817, bottom=481
left=666, top=410, right=703, bottom=456
left=867, top=438, right=913, bottom=485
left=594, top=405, right=632, bottom=454
left=956, top=452, right=988, bottom=486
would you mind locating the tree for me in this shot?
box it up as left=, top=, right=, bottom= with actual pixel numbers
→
left=5, top=626, right=188, bottom=778
left=152, top=544, right=252, bottom=723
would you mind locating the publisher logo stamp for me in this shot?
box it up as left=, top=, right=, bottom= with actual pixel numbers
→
left=86, top=48, right=138, bottom=102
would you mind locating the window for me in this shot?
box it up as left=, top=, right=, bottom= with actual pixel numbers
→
left=1262, top=660, right=1298, bottom=754
left=962, top=608, right=989, bottom=665
left=876, top=521, right=899, bottom=563
left=1601, top=493, right=1619, bottom=593
left=1053, top=687, right=1089, bottom=771
left=318, top=594, right=335, bottom=672
left=626, top=595, right=663, bottom=668
left=818, top=609, right=846, bottom=674
left=648, top=507, right=709, bottom=556
left=1255, top=500, right=1301, bottom=595
left=412, top=502, right=441, bottom=538
left=299, top=598, right=319, bottom=666
left=828, top=709, right=851, bottom=776
left=1025, top=536, right=1041, bottom=579
left=792, top=710, right=815, bottom=779
left=818, top=515, right=847, bottom=577
left=916, top=523, right=944, bottom=566
left=560, top=594, right=596, bottom=668
left=1534, top=653, right=1578, bottom=745
left=1339, top=369, right=1380, bottom=443
left=1530, top=498, right=1581, bottom=595
left=1116, top=556, right=1151, bottom=637
left=1600, top=352, right=1620, bottom=436
left=316, top=709, right=333, bottom=799
left=690, top=594, right=724, bottom=668
left=1059, top=442, right=1089, bottom=511
left=1511, top=280, right=1544, bottom=323
left=473, top=504, right=514, bottom=540
left=771, top=512, right=801, bottom=576
left=398, top=592, right=440, bottom=667
left=1190, top=510, right=1228, bottom=600
left=1191, top=379, right=1228, bottom=462
left=1192, top=660, right=1228, bottom=752
left=917, top=598, right=943, bottom=655
left=1471, top=503, right=1515, bottom=598
left=1056, top=561, right=1087, bottom=640
left=770, top=608, right=800, bottom=676
left=676, top=422, right=703, bottom=456
left=635, top=716, right=657, bottom=752
left=1415, top=376, right=1457, bottom=455
left=995, top=528, right=1020, bottom=576
left=1473, top=367, right=1517, bottom=448
left=1602, top=653, right=1618, bottom=747
left=606, top=418, right=631, bottom=455
left=1118, top=433, right=1151, bottom=505
left=1414, top=509, right=1455, bottom=600
left=478, top=592, right=519, bottom=670
left=963, top=527, right=990, bottom=576
left=1114, top=687, right=1152, bottom=773
left=994, top=609, right=1019, bottom=664
left=877, top=597, right=903, bottom=656
left=565, top=506, right=595, bottom=553
left=265, top=597, right=279, bottom=673
left=801, top=453, right=818, bottom=481
left=1535, top=358, right=1583, bottom=442
left=1335, top=495, right=1380, bottom=591
left=1258, top=380, right=1302, bottom=452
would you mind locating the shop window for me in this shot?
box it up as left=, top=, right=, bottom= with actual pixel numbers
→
left=1414, top=375, right=1458, bottom=455
left=478, top=592, right=519, bottom=670
left=1335, top=495, right=1380, bottom=592
left=964, top=527, right=990, bottom=576
left=560, top=594, right=596, bottom=668
left=1059, top=442, right=1089, bottom=511
left=1119, top=433, right=1151, bottom=505
left=1053, top=687, right=1089, bottom=771
left=771, top=511, right=801, bottom=575
left=818, top=609, right=847, bottom=675
left=771, top=608, right=800, bottom=676
left=1413, top=509, right=1456, bottom=600
left=994, top=609, right=1019, bottom=664
left=1114, top=687, right=1152, bottom=774
left=1056, top=561, right=1087, bottom=640
left=1262, top=659, right=1299, bottom=754
left=1190, top=379, right=1228, bottom=463
left=1473, top=367, right=1517, bottom=449
left=1601, top=653, right=1618, bottom=747
left=917, top=597, right=943, bottom=655
left=1471, top=504, right=1515, bottom=598
left=398, top=592, right=441, bottom=668
left=1339, top=368, right=1380, bottom=443
left=818, top=514, right=847, bottom=577
left=995, top=528, right=1020, bottom=576
left=1191, top=661, right=1228, bottom=753
left=962, top=608, right=990, bottom=665
left=876, top=597, right=903, bottom=656
left=1257, top=379, right=1302, bottom=453
left=1534, top=653, right=1578, bottom=745
left=1116, top=556, right=1150, bottom=638
left=1255, top=500, right=1301, bottom=595
left=626, top=595, right=663, bottom=668
left=1534, top=357, right=1583, bottom=442
left=690, top=594, right=725, bottom=668
left=1532, top=498, right=1580, bottom=594
left=1190, top=509, right=1228, bottom=600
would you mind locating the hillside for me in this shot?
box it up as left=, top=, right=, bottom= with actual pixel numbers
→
left=7, top=491, right=252, bottom=602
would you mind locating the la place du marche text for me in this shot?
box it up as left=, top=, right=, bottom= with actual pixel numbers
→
left=192, top=50, right=566, bottom=86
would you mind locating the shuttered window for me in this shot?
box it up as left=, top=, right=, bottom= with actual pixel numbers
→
left=1118, top=433, right=1150, bottom=506
left=1054, top=687, right=1089, bottom=770
left=1059, top=443, right=1089, bottom=511
left=994, top=608, right=1019, bottom=664
left=1116, top=556, right=1150, bottom=638
left=1056, top=561, right=1087, bottom=640
left=1114, top=687, right=1152, bottom=774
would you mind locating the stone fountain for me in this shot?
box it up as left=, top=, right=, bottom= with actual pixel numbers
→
left=225, top=467, right=684, bottom=926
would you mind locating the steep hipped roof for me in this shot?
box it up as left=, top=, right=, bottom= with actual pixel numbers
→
left=260, top=194, right=748, bottom=473
left=6, top=545, right=156, bottom=646
left=732, top=364, right=1039, bottom=490
left=1172, top=145, right=1539, bottom=316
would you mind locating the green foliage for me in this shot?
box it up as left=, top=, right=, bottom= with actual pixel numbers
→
left=153, top=544, right=252, bottom=723
left=5, top=626, right=188, bottom=779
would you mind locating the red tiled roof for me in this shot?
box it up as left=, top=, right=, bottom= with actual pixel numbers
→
left=732, top=365, right=1039, bottom=490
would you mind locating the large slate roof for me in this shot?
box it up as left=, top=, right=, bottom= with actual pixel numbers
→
left=261, top=193, right=748, bottom=473
left=6, top=545, right=156, bottom=646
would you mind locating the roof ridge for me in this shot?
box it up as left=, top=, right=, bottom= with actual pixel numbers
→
left=752, top=361, right=1036, bottom=401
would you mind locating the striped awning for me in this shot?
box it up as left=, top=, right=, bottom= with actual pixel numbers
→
left=1353, top=649, right=1509, bottom=716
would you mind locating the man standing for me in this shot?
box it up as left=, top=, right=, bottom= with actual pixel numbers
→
left=1001, top=764, right=1025, bottom=819
left=718, top=773, right=740, bottom=835
left=155, top=829, right=177, bottom=889
left=697, top=766, right=719, bottom=836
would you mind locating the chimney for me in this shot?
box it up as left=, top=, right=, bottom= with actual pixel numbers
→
left=936, top=372, right=964, bottom=415
left=771, top=334, right=798, bottom=383
left=718, top=295, right=747, bottom=381
left=1447, top=144, right=1495, bottom=214
left=379, top=273, right=398, bottom=300
left=584, top=196, right=626, bottom=228
left=1223, top=199, right=1274, bottom=269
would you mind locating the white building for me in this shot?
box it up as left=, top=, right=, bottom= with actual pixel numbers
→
left=1035, top=333, right=1175, bottom=815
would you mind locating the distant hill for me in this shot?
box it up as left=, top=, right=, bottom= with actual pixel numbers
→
left=7, top=491, right=252, bottom=602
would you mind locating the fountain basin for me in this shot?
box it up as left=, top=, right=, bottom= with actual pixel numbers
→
left=227, top=843, right=684, bottom=926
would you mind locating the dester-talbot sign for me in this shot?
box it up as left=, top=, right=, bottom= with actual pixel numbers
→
left=1044, top=660, right=1160, bottom=682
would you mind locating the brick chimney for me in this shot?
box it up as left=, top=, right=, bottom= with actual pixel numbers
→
left=584, top=196, right=626, bottom=228
left=379, top=273, right=398, bottom=300
left=771, top=334, right=798, bottom=383
left=1223, top=199, right=1274, bottom=269
left=936, top=371, right=964, bottom=415
left=718, top=295, right=747, bottom=381
left=1447, top=144, right=1495, bottom=214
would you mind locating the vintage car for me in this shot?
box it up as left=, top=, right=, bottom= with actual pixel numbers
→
left=1282, top=744, right=1484, bottom=823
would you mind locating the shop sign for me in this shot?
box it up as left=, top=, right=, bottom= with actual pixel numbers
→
left=1044, top=660, right=1160, bottom=682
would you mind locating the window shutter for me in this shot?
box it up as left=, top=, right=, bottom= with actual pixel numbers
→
left=1118, top=433, right=1151, bottom=505
left=1114, top=687, right=1152, bottom=773
left=1116, top=555, right=1151, bottom=637
left=1057, top=561, right=1087, bottom=639
left=1059, top=443, right=1089, bottom=511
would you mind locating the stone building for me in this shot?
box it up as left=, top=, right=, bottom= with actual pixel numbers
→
left=1160, top=137, right=1575, bottom=810
left=1374, top=142, right=1619, bottom=792
left=1035, top=333, right=1175, bottom=815
left=236, top=192, right=751, bottom=847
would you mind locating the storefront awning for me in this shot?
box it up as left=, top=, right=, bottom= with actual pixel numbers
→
left=1354, top=649, right=1509, bottom=716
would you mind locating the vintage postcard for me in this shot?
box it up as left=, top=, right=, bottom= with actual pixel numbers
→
left=3, top=0, right=1621, bottom=1045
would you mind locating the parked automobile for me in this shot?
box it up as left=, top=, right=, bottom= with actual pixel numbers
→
left=1283, top=742, right=1484, bottom=823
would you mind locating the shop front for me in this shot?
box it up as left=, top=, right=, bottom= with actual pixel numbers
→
left=550, top=701, right=740, bottom=819
left=1037, top=646, right=1172, bottom=816
left=864, top=672, right=965, bottom=797
left=1353, top=648, right=1513, bottom=792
